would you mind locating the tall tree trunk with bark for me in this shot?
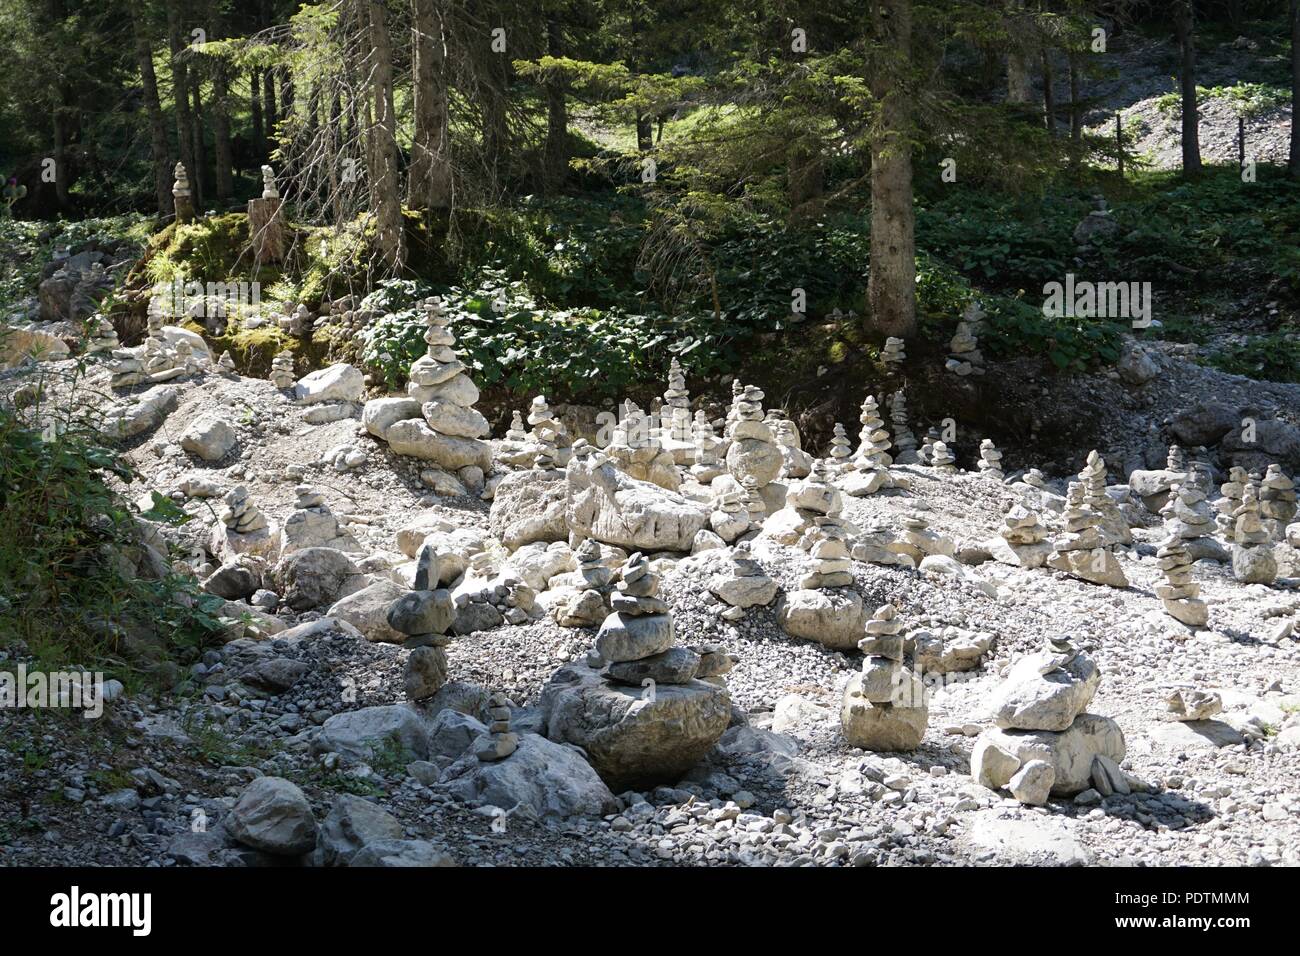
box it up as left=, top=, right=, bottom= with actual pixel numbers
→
left=251, top=69, right=265, bottom=158
left=167, top=3, right=197, bottom=204
left=1042, top=50, right=1055, bottom=134
left=190, top=80, right=207, bottom=207
left=411, top=0, right=453, bottom=214
left=1290, top=0, right=1300, bottom=177
left=1005, top=1, right=1034, bottom=106
left=135, top=20, right=173, bottom=215
left=367, top=0, right=405, bottom=269
left=543, top=17, right=569, bottom=192
left=1174, top=1, right=1202, bottom=177
left=212, top=62, right=234, bottom=200
left=867, top=0, right=917, bottom=340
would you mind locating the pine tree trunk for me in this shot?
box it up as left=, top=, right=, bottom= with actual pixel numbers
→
left=1068, top=55, right=1082, bottom=142
left=167, top=3, right=197, bottom=204
left=367, top=0, right=405, bottom=269
left=213, top=63, right=234, bottom=200
left=135, top=22, right=173, bottom=216
left=263, top=64, right=279, bottom=145
left=1005, top=0, right=1034, bottom=107
left=190, top=81, right=207, bottom=208
left=543, top=17, right=569, bottom=192
left=1042, top=50, right=1055, bottom=134
left=868, top=0, right=916, bottom=340
left=1174, top=2, right=1202, bottom=177
left=1291, top=0, right=1300, bottom=177
left=411, top=0, right=453, bottom=214
left=251, top=69, right=264, bottom=158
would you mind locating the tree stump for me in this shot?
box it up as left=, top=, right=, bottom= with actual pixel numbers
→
left=248, top=196, right=284, bottom=265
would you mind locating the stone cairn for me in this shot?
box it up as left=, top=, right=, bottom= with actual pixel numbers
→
left=387, top=545, right=454, bottom=701
left=988, top=501, right=1051, bottom=568
left=918, top=428, right=938, bottom=465
left=1166, top=443, right=1187, bottom=476
left=930, top=440, right=956, bottom=474
left=946, top=321, right=983, bottom=376
left=411, top=296, right=489, bottom=441
left=1046, top=482, right=1128, bottom=587
left=773, top=418, right=812, bottom=479
left=1260, top=464, right=1297, bottom=537
left=740, top=475, right=767, bottom=530
left=506, top=410, right=527, bottom=443
left=528, top=396, right=571, bottom=468
left=888, top=391, right=918, bottom=464
left=972, top=636, right=1125, bottom=806
left=85, top=315, right=119, bottom=356
left=108, top=347, right=146, bottom=388
left=663, top=357, right=691, bottom=443
left=1159, top=481, right=1216, bottom=560
left=691, top=412, right=725, bottom=482
left=855, top=395, right=892, bottom=468
left=216, top=350, right=237, bottom=375
left=474, top=692, right=519, bottom=761
left=1215, top=466, right=1249, bottom=536
left=172, top=161, right=194, bottom=224
left=594, top=552, right=699, bottom=686
left=1156, top=537, right=1207, bottom=628
left=888, top=511, right=954, bottom=565
left=1232, top=480, right=1277, bottom=583
left=801, top=523, right=853, bottom=588
left=220, top=485, right=268, bottom=536
left=710, top=491, right=750, bottom=543
left=608, top=400, right=676, bottom=488
left=841, top=604, right=928, bottom=751
left=709, top=539, right=778, bottom=622
left=557, top=537, right=612, bottom=627
left=880, top=336, right=906, bottom=366
left=1080, top=450, right=1130, bottom=545
left=725, top=384, right=783, bottom=491
left=269, top=351, right=295, bottom=389
left=828, top=423, right=853, bottom=472
left=977, top=439, right=1003, bottom=480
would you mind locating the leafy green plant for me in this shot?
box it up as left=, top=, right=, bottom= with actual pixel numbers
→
left=1206, top=334, right=1300, bottom=383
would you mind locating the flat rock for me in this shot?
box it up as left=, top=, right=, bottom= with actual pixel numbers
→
left=775, top=589, right=866, bottom=651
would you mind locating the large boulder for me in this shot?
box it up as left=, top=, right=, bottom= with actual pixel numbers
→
left=273, top=547, right=367, bottom=610
left=841, top=675, right=928, bottom=751
left=224, top=777, right=318, bottom=856
left=488, top=470, right=569, bottom=550
left=386, top=418, right=492, bottom=472
left=439, top=733, right=618, bottom=818
left=278, top=508, right=363, bottom=556
left=100, top=384, right=180, bottom=440
left=971, top=713, right=1126, bottom=797
left=988, top=646, right=1100, bottom=732
left=775, top=589, right=866, bottom=651
left=294, top=363, right=364, bottom=405
left=0, top=325, right=71, bottom=367
left=315, top=794, right=404, bottom=866
left=1221, top=418, right=1300, bottom=473
left=180, top=413, right=238, bottom=461
left=316, top=705, right=431, bottom=763
left=540, top=663, right=730, bottom=792
left=725, top=438, right=783, bottom=486
left=327, top=579, right=407, bottom=643
left=566, top=459, right=709, bottom=553
left=362, top=397, right=422, bottom=441
left=1170, top=401, right=1239, bottom=447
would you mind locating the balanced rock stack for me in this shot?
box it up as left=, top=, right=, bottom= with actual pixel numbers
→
left=1167, top=444, right=1187, bottom=476
left=887, top=511, right=955, bottom=565
left=1260, top=464, right=1297, bottom=537
left=708, top=540, right=778, bottom=622
left=473, top=692, right=519, bottom=761
left=1079, top=450, right=1130, bottom=545
left=972, top=636, right=1126, bottom=806
left=85, top=315, right=119, bottom=355
left=725, top=384, right=783, bottom=491
left=385, top=297, right=492, bottom=478
left=759, top=458, right=843, bottom=546
left=987, top=502, right=1051, bottom=568
left=660, top=357, right=695, bottom=463
left=1160, top=481, right=1224, bottom=562
left=556, top=538, right=612, bottom=627
left=1215, top=466, right=1250, bottom=535
left=841, top=604, right=927, bottom=751
left=828, top=423, right=853, bottom=472
left=217, top=351, right=237, bottom=375
left=1046, top=482, right=1128, bottom=588
left=496, top=410, right=533, bottom=468
left=608, top=400, right=676, bottom=490
left=388, top=546, right=455, bottom=701
left=108, top=347, right=146, bottom=388
left=776, top=511, right=866, bottom=650
left=211, top=484, right=276, bottom=559
left=1128, top=443, right=1189, bottom=512
left=930, top=440, right=956, bottom=474
left=888, top=391, right=918, bottom=464
left=709, top=491, right=750, bottom=543
left=773, top=419, right=812, bottom=479
left=977, top=439, right=1004, bottom=481
left=269, top=352, right=295, bottom=389
left=691, top=413, right=725, bottom=483
left=800, top=524, right=853, bottom=588
left=1232, top=481, right=1277, bottom=584
left=946, top=321, right=983, bottom=375
left=740, top=476, right=767, bottom=530
left=843, top=395, right=893, bottom=496
left=1156, top=537, right=1208, bottom=628
left=918, top=429, right=938, bottom=465
left=540, top=552, right=730, bottom=790
left=881, top=336, right=906, bottom=366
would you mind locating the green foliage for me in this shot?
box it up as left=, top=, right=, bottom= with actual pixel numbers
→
left=982, top=297, right=1124, bottom=371
left=1206, top=334, right=1300, bottom=383
left=1155, top=82, right=1289, bottom=118
left=0, top=389, right=224, bottom=682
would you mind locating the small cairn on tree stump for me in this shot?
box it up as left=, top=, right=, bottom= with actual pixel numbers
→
left=172, top=162, right=194, bottom=224
left=248, top=164, right=285, bottom=265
